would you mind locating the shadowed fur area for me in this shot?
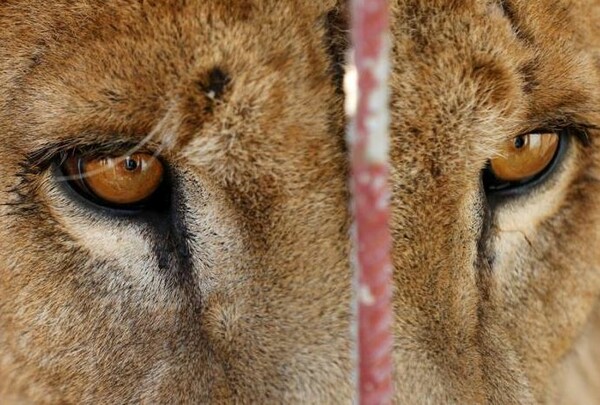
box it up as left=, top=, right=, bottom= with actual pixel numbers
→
left=0, top=0, right=599, bottom=403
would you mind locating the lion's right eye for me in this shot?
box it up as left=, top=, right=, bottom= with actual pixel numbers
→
left=490, top=133, right=559, bottom=182
left=483, top=131, right=564, bottom=194
left=60, top=153, right=165, bottom=209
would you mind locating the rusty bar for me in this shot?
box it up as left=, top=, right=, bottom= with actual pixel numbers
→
left=347, top=0, right=394, bottom=403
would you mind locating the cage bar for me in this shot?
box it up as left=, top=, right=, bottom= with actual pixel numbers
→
left=347, top=0, right=394, bottom=403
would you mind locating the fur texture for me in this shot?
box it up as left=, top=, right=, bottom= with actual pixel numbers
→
left=0, top=0, right=599, bottom=403
left=386, top=1, right=600, bottom=403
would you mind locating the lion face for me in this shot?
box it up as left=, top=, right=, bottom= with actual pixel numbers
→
left=0, top=1, right=353, bottom=403
left=0, top=0, right=599, bottom=404
left=387, top=0, right=600, bottom=403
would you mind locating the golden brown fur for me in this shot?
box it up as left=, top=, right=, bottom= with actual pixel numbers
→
left=386, top=1, right=600, bottom=403
left=0, top=1, right=351, bottom=403
left=0, top=0, right=599, bottom=403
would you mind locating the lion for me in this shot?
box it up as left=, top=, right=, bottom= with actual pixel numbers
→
left=0, top=0, right=599, bottom=404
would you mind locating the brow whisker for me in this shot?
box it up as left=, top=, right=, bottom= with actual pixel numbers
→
left=54, top=100, right=182, bottom=182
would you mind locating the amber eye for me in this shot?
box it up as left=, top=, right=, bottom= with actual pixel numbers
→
left=486, top=132, right=561, bottom=191
left=61, top=153, right=165, bottom=207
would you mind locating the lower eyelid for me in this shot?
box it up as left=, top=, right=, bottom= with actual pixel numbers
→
left=49, top=163, right=141, bottom=217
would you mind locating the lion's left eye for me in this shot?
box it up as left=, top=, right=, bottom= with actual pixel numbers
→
left=61, top=153, right=165, bottom=208
left=483, top=131, right=562, bottom=193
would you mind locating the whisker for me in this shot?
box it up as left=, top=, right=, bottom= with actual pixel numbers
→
left=54, top=100, right=182, bottom=182
left=495, top=227, right=545, bottom=258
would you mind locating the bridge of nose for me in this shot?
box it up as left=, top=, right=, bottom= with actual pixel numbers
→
left=385, top=2, right=537, bottom=401
left=388, top=135, right=538, bottom=402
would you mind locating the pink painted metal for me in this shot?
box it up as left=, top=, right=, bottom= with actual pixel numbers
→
left=348, top=0, right=394, bottom=403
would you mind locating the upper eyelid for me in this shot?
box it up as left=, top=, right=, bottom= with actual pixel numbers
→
left=509, top=123, right=592, bottom=147
left=21, top=120, right=596, bottom=170
left=24, top=139, right=161, bottom=171
left=515, top=113, right=595, bottom=130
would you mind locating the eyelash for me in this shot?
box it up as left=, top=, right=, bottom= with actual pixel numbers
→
left=12, top=124, right=592, bottom=215
left=10, top=142, right=157, bottom=211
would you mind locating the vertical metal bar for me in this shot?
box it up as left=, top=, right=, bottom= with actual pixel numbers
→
left=346, top=0, right=394, bottom=403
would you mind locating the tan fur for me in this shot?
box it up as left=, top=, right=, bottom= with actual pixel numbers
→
left=385, top=1, right=600, bottom=403
left=0, top=0, right=599, bottom=403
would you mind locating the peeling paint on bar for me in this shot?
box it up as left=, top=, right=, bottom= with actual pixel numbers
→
left=344, top=61, right=359, bottom=118
left=348, top=0, right=394, bottom=404
left=359, top=286, right=376, bottom=305
left=365, top=41, right=391, bottom=164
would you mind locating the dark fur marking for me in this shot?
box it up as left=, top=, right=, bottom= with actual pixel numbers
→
left=29, top=52, right=43, bottom=69
left=150, top=209, right=199, bottom=296
left=407, top=127, right=422, bottom=137
left=518, top=58, right=540, bottom=94
left=102, top=89, right=126, bottom=103
left=25, top=39, right=48, bottom=72
left=475, top=183, right=494, bottom=312
left=497, top=0, right=535, bottom=44
left=143, top=174, right=204, bottom=303
left=323, top=7, right=349, bottom=95
left=196, top=67, right=231, bottom=102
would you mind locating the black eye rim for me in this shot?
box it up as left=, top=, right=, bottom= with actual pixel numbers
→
left=482, top=129, right=570, bottom=198
left=55, top=151, right=171, bottom=215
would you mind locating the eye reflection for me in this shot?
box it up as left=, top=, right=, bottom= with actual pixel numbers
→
left=489, top=132, right=560, bottom=183
left=61, top=153, right=164, bottom=206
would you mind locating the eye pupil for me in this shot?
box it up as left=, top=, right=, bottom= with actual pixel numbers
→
left=513, top=135, right=526, bottom=149
left=123, top=157, right=138, bottom=171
